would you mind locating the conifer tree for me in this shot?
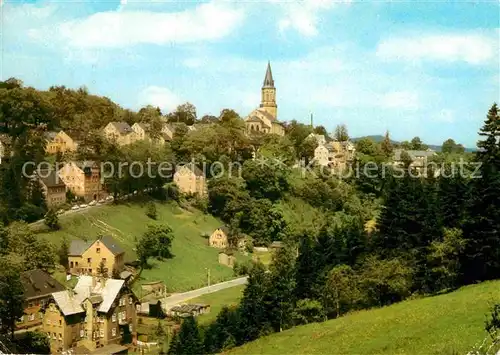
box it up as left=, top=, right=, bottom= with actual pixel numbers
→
left=267, top=245, right=296, bottom=332
left=462, top=103, right=500, bottom=283
left=294, top=236, right=321, bottom=300
left=167, top=317, right=204, bottom=355
left=0, top=262, right=25, bottom=340
left=238, top=261, right=271, bottom=342
left=381, top=130, right=393, bottom=157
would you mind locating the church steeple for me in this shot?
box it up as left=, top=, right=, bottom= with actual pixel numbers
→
left=260, top=61, right=277, bottom=119
left=263, top=61, right=275, bottom=88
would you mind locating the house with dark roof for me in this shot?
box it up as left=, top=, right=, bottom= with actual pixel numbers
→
left=36, top=169, right=67, bottom=208
left=68, top=236, right=125, bottom=277
left=43, top=275, right=139, bottom=353
left=17, top=269, right=65, bottom=330
left=209, top=226, right=230, bottom=249
left=173, top=163, right=207, bottom=197
left=393, top=149, right=437, bottom=172
left=103, top=121, right=134, bottom=146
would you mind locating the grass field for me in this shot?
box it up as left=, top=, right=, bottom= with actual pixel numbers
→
left=188, top=285, right=245, bottom=325
left=228, top=280, right=500, bottom=355
left=36, top=201, right=248, bottom=293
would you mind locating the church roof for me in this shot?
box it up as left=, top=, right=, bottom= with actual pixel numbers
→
left=263, top=61, right=274, bottom=88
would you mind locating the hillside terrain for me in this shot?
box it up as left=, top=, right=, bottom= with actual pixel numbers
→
left=227, top=281, right=499, bottom=355
left=36, top=201, right=247, bottom=292
left=352, top=135, right=476, bottom=152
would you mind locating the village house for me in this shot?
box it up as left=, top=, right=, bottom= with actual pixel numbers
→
left=58, top=161, right=103, bottom=202
left=314, top=141, right=356, bottom=168
left=43, top=276, right=139, bottom=354
left=244, top=62, right=285, bottom=136
left=393, top=149, right=437, bottom=172
left=45, top=130, right=79, bottom=155
left=173, top=163, right=207, bottom=197
left=17, top=269, right=66, bottom=331
left=307, top=133, right=326, bottom=146
left=68, top=236, right=125, bottom=277
left=209, top=226, right=229, bottom=249
left=131, top=122, right=168, bottom=145
left=103, top=122, right=135, bottom=146
left=37, top=169, right=67, bottom=208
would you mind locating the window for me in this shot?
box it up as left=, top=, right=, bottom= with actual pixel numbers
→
left=47, top=319, right=51, bottom=325
left=59, top=320, right=62, bottom=326
left=102, top=258, right=106, bottom=263
left=75, top=261, right=79, bottom=267
left=112, top=314, right=116, bottom=322
left=87, top=258, right=91, bottom=263
left=112, top=328, right=116, bottom=337
left=80, top=330, right=84, bottom=337
left=96, top=248, right=100, bottom=253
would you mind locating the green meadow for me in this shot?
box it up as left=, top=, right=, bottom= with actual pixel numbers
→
left=228, top=280, right=500, bottom=355
left=36, top=201, right=247, bottom=293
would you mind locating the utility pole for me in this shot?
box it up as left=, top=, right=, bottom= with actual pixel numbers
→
left=205, top=268, right=211, bottom=288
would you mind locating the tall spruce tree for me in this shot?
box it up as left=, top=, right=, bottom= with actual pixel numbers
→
left=462, top=103, right=500, bottom=283
left=294, top=236, right=321, bottom=300
left=167, top=316, right=204, bottom=355
left=238, top=261, right=271, bottom=342
left=0, top=263, right=25, bottom=340
left=267, top=245, right=296, bottom=332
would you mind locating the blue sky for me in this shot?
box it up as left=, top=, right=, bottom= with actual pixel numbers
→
left=2, top=0, right=499, bottom=147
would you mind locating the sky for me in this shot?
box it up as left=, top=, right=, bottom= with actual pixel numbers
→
left=1, top=0, right=499, bottom=147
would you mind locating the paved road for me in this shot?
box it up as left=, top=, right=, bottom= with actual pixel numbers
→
left=161, top=276, right=248, bottom=308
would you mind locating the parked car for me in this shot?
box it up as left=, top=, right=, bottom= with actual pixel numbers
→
left=79, top=204, right=88, bottom=208
left=98, top=199, right=106, bottom=203
left=71, top=206, right=80, bottom=211
left=106, top=196, right=113, bottom=201
left=89, top=200, right=97, bottom=206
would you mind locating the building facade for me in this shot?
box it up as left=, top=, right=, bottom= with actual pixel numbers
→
left=58, top=161, right=103, bottom=202
left=173, top=163, right=207, bottom=197
left=18, top=270, right=66, bottom=331
left=38, top=169, right=67, bottom=208
left=68, top=236, right=125, bottom=277
left=43, top=276, right=138, bottom=354
left=45, top=131, right=79, bottom=155
left=103, top=122, right=135, bottom=146
left=209, top=226, right=229, bottom=249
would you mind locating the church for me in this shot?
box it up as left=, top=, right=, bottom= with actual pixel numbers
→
left=244, top=62, right=285, bottom=136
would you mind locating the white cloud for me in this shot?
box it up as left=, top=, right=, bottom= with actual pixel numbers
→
left=434, top=109, right=455, bottom=123
left=378, top=91, right=419, bottom=110
left=277, top=0, right=351, bottom=37
left=30, top=1, right=244, bottom=49
left=377, top=32, right=498, bottom=65
left=138, top=86, right=181, bottom=112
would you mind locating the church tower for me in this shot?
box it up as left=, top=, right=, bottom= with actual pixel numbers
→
left=260, top=61, right=277, bottom=120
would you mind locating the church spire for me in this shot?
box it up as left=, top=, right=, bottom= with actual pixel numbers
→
left=263, top=61, right=274, bottom=88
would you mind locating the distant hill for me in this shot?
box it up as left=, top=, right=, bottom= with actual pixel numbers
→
left=351, top=135, right=476, bottom=152
left=228, top=280, right=498, bottom=355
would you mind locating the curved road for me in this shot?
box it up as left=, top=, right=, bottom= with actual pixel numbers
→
left=162, top=276, right=248, bottom=308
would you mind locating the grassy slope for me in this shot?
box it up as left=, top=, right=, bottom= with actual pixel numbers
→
left=228, top=281, right=500, bottom=355
left=36, top=201, right=247, bottom=293
left=189, top=285, right=245, bottom=326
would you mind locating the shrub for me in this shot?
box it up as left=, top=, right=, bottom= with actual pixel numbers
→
left=146, top=202, right=157, bottom=220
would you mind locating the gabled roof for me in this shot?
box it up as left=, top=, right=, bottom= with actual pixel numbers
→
left=38, top=169, right=66, bottom=188
left=21, top=269, right=66, bottom=300
left=177, top=163, right=204, bottom=177
left=52, top=290, right=84, bottom=316
left=263, top=61, right=275, bottom=88
left=44, top=131, right=58, bottom=140
left=74, top=276, right=125, bottom=313
left=99, top=235, right=125, bottom=256
left=135, top=122, right=150, bottom=131
left=69, top=236, right=124, bottom=256
left=108, top=121, right=133, bottom=135
left=216, top=225, right=230, bottom=235
left=393, top=149, right=436, bottom=161
left=69, top=239, right=92, bottom=256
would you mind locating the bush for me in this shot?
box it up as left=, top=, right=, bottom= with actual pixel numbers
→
left=166, top=183, right=180, bottom=202
left=44, top=209, right=60, bottom=230
left=146, top=202, right=157, bottom=220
